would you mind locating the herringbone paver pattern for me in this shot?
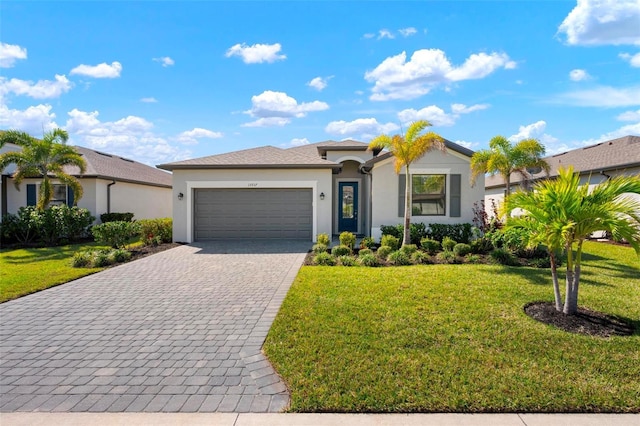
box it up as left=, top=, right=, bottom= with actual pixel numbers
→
left=0, top=240, right=308, bottom=412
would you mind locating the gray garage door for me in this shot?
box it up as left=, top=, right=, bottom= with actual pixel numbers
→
left=194, top=188, right=313, bottom=240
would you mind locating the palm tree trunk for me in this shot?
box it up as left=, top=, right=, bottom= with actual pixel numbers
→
left=550, top=252, right=562, bottom=312
left=563, top=244, right=577, bottom=315
left=403, top=165, right=411, bottom=247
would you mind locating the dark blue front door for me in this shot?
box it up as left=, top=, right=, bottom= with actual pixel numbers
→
left=338, top=182, right=358, bottom=233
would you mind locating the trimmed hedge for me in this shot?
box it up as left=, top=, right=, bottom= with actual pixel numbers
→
left=100, top=212, right=134, bottom=223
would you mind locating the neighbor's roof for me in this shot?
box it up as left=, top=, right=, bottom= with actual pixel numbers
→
left=157, top=145, right=340, bottom=170
left=485, top=135, right=640, bottom=189
left=365, top=138, right=475, bottom=167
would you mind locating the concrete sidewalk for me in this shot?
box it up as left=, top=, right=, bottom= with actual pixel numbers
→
left=1, top=413, right=638, bottom=426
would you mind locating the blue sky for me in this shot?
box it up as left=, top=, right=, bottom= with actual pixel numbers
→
left=1, top=0, right=639, bottom=166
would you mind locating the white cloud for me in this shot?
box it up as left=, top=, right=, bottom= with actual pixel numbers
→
left=399, top=27, right=418, bottom=37
left=70, top=62, right=122, bottom=78
left=619, top=52, right=640, bottom=67
left=554, top=85, right=640, bottom=107
left=569, top=68, right=591, bottom=81
left=242, top=90, right=329, bottom=127
left=176, top=127, right=223, bottom=145
left=451, top=103, right=490, bottom=114
left=508, top=120, right=558, bottom=145
left=325, top=118, right=399, bottom=140
left=579, top=122, right=640, bottom=147
left=153, top=56, right=175, bottom=67
left=289, top=137, right=310, bottom=147
left=307, top=76, right=332, bottom=91
left=398, top=103, right=489, bottom=127
left=363, top=33, right=376, bottom=39
left=225, top=43, right=286, bottom=64
left=0, top=42, right=27, bottom=68
left=454, top=140, right=477, bottom=150
left=378, top=29, right=395, bottom=40
left=365, top=49, right=515, bottom=101
left=558, top=0, right=640, bottom=46
left=617, top=109, right=640, bottom=121
left=0, top=103, right=58, bottom=134
left=140, top=97, right=158, bottom=103
left=0, top=74, right=72, bottom=99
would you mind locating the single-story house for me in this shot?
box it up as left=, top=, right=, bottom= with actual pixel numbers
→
left=1, top=142, right=173, bottom=222
left=485, top=135, right=640, bottom=215
left=157, top=139, right=484, bottom=243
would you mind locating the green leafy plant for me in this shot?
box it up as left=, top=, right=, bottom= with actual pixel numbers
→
left=380, top=235, right=400, bottom=251
left=453, top=243, right=472, bottom=257
left=419, top=238, right=441, bottom=255
left=411, top=251, right=431, bottom=264
left=312, top=243, right=328, bottom=254
left=465, top=253, right=481, bottom=264
left=313, top=252, right=336, bottom=266
left=71, top=251, right=92, bottom=268
left=331, top=245, right=352, bottom=257
left=388, top=250, right=412, bottom=266
left=358, top=248, right=373, bottom=257
left=376, top=245, right=393, bottom=260
left=490, top=248, right=518, bottom=266
left=137, top=218, right=172, bottom=246
left=357, top=253, right=379, bottom=267
left=436, top=250, right=460, bottom=264
left=317, top=233, right=331, bottom=246
left=359, top=236, right=376, bottom=249
left=339, top=231, right=356, bottom=249
left=91, top=221, right=140, bottom=249
left=399, top=244, right=418, bottom=255
left=442, top=236, right=457, bottom=251
left=427, top=223, right=473, bottom=244
left=100, top=212, right=134, bottom=223
left=338, top=255, right=357, bottom=267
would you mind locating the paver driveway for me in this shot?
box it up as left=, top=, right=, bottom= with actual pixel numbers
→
left=0, top=240, right=309, bottom=413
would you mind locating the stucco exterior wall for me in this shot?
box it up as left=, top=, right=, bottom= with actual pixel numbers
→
left=370, top=150, right=483, bottom=241
left=170, top=168, right=333, bottom=243
left=96, top=179, right=172, bottom=221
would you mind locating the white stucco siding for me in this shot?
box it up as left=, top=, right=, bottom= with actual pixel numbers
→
left=325, top=150, right=373, bottom=164
left=170, top=168, right=333, bottom=243
left=370, top=150, right=483, bottom=241
left=98, top=179, right=171, bottom=221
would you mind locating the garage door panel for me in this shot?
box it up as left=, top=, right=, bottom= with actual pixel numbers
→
left=194, top=188, right=312, bottom=240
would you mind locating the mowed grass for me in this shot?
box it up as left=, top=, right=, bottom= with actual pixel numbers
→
left=0, top=242, right=107, bottom=303
left=264, top=241, right=640, bottom=412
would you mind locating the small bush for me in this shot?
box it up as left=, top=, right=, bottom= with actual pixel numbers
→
left=358, top=248, right=373, bottom=257
left=359, top=236, right=376, bottom=249
left=137, top=218, right=172, bottom=246
left=442, top=236, right=457, bottom=251
left=380, top=235, right=400, bottom=251
left=400, top=244, right=418, bottom=255
left=465, top=253, right=481, bottom=264
left=529, top=257, right=551, bottom=268
left=411, top=251, right=431, bottom=264
left=453, top=243, right=472, bottom=257
left=93, top=250, right=113, bottom=267
left=338, top=255, right=357, bottom=267
left=470, top=237, right=493, bottom=254
left=437, top=250, right=460, bottom=264
left=100, top=212, right=134, bottom=223
left=490, top=248, right=519, bottom=266
left=331, top=245, right=352, bottom=257
left=317, top=233, right=331, bottom=246
left=380, top=224, right=403, bottom=239
left=427, top=223, right=473, bottom=244
left=312, top=243, right=328, bottom=254
left=376, top=245, right=393, bottom=260
left=339, top=231, right=356, bottom=249
left=110, top=248, right=132, bottom=263
left=380, top=223, right=428, bottom=244
left=358, top=253, right=379, bottom=267
left=92, top=221, right=140, bottom=248
left=72, top=251, right=92, bottom=268
left=314, top=252, right=336, bottom=266
left=420, top=238, right=441, bottom=255
left=388, top=250, right=412, bottom=266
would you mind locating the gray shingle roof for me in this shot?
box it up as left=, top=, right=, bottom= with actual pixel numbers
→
left=287, top=139, right=370, bottom=158
left=485, top=135, right=640, bottom=188
left=67, top=146, right=172, bottom=187
left=364, top=138, right=475, bottom=167
left=157, top=145, right=340, bottom=170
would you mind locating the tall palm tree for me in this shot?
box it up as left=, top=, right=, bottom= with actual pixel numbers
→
left=0, top=129, right=87, bottom=210
left=470, top=136, right=550, bottom=196
left=503, top=167, right=640, bottom=315
left=369, top=120, right=445, bottom=247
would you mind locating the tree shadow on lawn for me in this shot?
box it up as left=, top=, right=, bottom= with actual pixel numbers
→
left=1, top=246, right=78, bottom=263
left=492, top=265, right=616, bottom=289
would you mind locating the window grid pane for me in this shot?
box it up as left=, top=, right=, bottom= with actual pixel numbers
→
left=411, top=174, right=445, bottom=216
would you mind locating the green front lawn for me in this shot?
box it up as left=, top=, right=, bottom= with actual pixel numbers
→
left=0, top=242, right=107, bottom=303
left=264, top=241, right=640, bottom=412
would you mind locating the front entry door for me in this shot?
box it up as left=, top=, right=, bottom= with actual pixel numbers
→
left=338, top=182, right=358, bottom=233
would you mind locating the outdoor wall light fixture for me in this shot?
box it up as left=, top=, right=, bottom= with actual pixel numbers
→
left=320, top=192, right=325, bottom=200
left=178, top=192, right=184, bottom=200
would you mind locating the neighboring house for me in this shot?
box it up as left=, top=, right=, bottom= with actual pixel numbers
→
left=157, top=139, right=484, bottom=243
left=1, top=143, right=173, bottom=222
left=484, top=135, right=640, bottom=216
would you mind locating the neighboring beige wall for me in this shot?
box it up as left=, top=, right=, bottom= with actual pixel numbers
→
left=96, top=179, right=172, bottom=221
left=370, top=150, right=484, bottom=241
left=170, top=168, right=333, bottom=243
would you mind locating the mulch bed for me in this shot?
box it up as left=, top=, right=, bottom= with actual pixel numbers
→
left=128, top=242, right=183, bottom=262
left=524, top=301, right=635, bottom=338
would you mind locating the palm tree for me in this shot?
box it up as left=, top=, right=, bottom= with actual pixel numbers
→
left=470, top=136, right=550, bottom=196
left=0, top=129, right=87, bottom=210
left=369, top=120, right=445, bottom=247
left=503, top=167, right=640, bottom=315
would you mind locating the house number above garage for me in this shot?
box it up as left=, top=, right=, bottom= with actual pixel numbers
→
left=248, top=183, right=258, bottom=187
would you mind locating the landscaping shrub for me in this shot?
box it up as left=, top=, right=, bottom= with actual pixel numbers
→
left=359, top=236, right=376, bottom=249
left=376, top=245, right=393, bottom=260
left=93, top=250, right=113, bottom=267
left=530, top=256, right=551, bottom=268
left=388, top=250, right=412, bottom=266
left=331, top=245, right=352, bottom=256
left=399, top=244, right=418, bottom=255
left=357, top=253, right=379, bottom=267
left=490, top=248, right=519, bottom=266
left=92, top=221, right=140, bottom=249
left=137, top=218, right=172, bottom=246
left=72, top=248, right=133, bottom=268
left=380, top=235, right=400, bottom=251
left=338, top=255, right=357, bottom=266
left=72, top=251, right=92, bottom=268
left=465, top=253, right=481, bottom=264
left=488, top=227, right=529, bottom=253
left=317, top=233, right=331, bottom=246
left=0, top=208, right=39, bottom=244
left=358, top=248, right=373, bottom=257
left=110, top=248, right=132, bottom=263
left=380, top=224, right=402, bottom=240
left=419, top=238, right=441, bottom=255
left=380, top=223, right=427, bottom=244
left=100, top=212, right=134, bottom=223
left=453, top=243, right=472, bottom=257
left=442, top=236, right=457, bottom=251
left=314, top=252, right=336, bottom=266
left=437, top=250, right=460, bottom=264
left=470, top=237, right=493, bottom=254
left=411, top=251, right=431, bottom=264
left=339, top=231, right=356, bottom=249
left=312, top=243, right=328, bottom=254
left=427, top=223, right=473, bottom=244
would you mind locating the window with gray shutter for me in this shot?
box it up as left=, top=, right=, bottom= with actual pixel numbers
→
left=398, top=174, right=405, bottom=217
left=450, top=174, right=461, bottom=217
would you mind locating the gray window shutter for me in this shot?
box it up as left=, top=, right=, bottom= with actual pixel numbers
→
left=67, top=186, right=74, bottom=206
left=450, top=174, right=461, bottom=217
left=398, top=174, right=406, bottom=217
left=27, top=184, right=37, bottom=206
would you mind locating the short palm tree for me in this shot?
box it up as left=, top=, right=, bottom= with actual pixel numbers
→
left=470, top=136, right=549, bottom=196
left=369, top=120, right=445, bottom=246
left=0, top=129, right=87, bottom=210
left=503, top=167, right=640, bottom=315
